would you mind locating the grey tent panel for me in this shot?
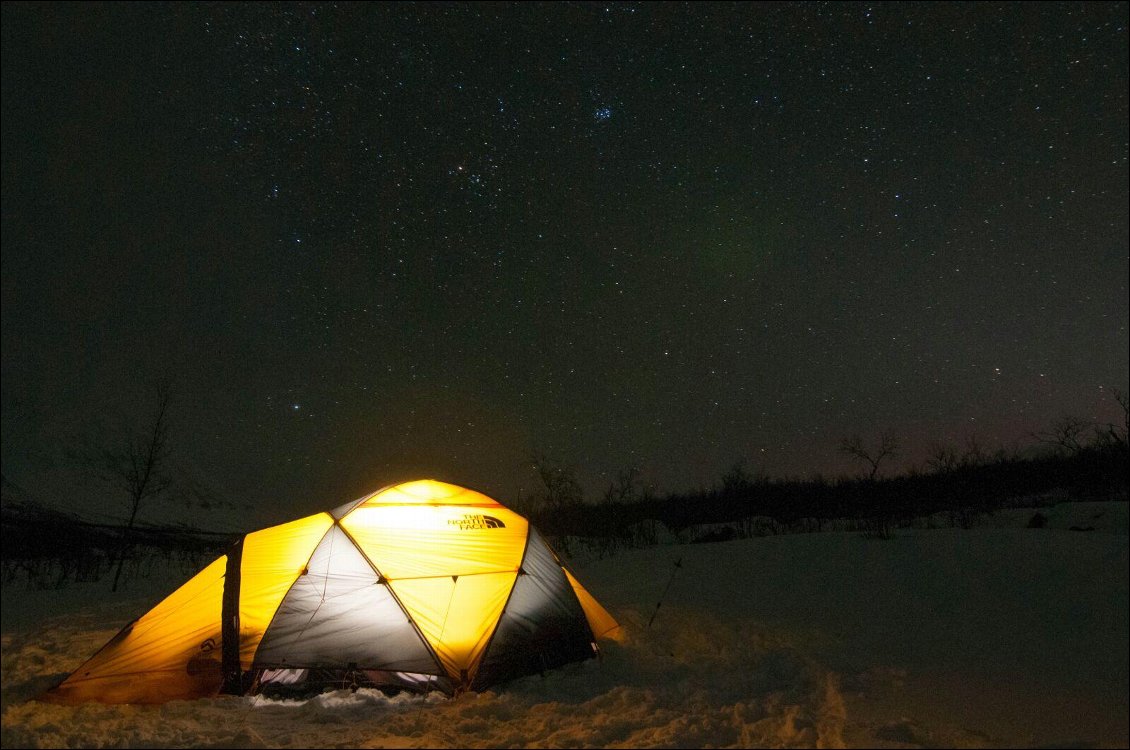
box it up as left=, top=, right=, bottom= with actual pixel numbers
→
left=472, top=526, right=594, bottom=689
left=254, top=525, right=441, bottom=674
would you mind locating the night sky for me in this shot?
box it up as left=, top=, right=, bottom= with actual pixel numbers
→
left=2, top=2, right=1127, bottom=527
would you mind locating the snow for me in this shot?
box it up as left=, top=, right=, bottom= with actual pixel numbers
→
left=2, top=502, right=1127, bottom=749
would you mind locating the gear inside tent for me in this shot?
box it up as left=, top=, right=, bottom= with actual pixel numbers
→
left=43, top=480, right=620, bottom=703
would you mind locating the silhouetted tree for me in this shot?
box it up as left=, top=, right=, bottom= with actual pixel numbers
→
left=531, top=452, right=583, bottom=510
left=720, top=460, right=757, bottom=495
left=839, top=432, right=900, bottom=480
left=91, top=380, right=173, bottom=592
left=927, top=435, right=988, bottom=473
left=529, top=453, right=584, bottom=558
left=1034, top=415, right=1090, bottom=456
left=926, top=441, right=960, bottom=474
left=961, top=434, right=986, bottom=467
left=603, top=467, right=642, bottom=504
left=1099, top=388, right=1129, bottom=449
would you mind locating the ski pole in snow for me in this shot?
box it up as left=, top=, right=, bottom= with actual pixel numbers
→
left=647, top=557, right=682, bottom=628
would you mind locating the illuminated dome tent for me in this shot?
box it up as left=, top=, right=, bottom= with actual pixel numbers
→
left=46, top=480, right=620, bottom=703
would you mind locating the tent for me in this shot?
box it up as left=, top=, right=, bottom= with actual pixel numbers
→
left=45, top=479, right=620, bottom=703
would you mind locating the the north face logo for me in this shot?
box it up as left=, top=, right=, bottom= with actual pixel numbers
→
left=448, top=514, right=506, bottom=530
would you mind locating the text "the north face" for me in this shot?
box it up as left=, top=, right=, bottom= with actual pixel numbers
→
left=448, top=514, right=506, bottom=530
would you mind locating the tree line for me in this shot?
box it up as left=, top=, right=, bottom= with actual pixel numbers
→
left=526, top=392, right=1129, bottom=552
left=4, top=381, right=1125, bottom=585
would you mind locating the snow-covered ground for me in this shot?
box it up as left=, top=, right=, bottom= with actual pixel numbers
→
left=2, top=502, right=1127, bottom=748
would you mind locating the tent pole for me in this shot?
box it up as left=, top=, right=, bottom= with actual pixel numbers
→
left=647, top=557, right=682, bottom=629
left=220, top=536, right=246, bottom=694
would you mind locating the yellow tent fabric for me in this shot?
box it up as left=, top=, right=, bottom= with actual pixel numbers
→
left=341, top=503, right=528, bottom=579
left=389, top=571, right=518, bottom=679
left=237, top=513, right=335, bottom=668
left=45, top=479, right=619, bottom=704
left=45, top=556, right=228, bottom=704
left=565, top=569, right=624, bottom=641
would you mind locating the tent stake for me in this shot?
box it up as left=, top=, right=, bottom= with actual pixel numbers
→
left=647, top=557, right=682, bottom=628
